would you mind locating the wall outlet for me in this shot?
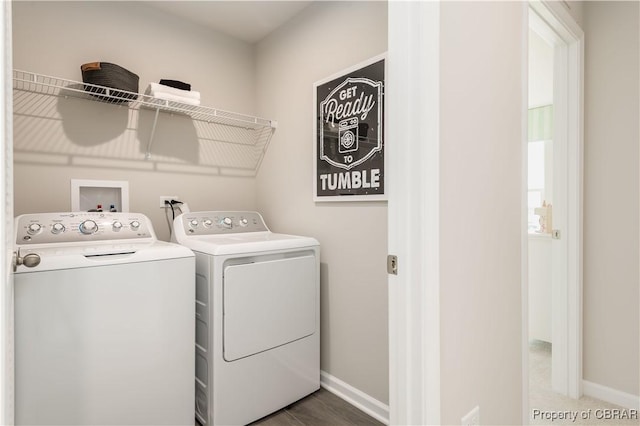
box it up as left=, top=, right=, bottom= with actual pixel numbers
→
left=461, top=406, right=480, bottom=426
left=160, top=196, right=179, bottom=208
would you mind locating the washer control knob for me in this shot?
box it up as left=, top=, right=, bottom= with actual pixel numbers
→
left=189, top=219, right=199, bottom=228
left=203, top=219, right=213, bottom=227
left=221, top=217, right=233, bottom=229
left=239, top=218, right=248, bottom=227
left=51, top=223, right=65, bottom=234
left=27, top=223, right=42, bottom=235
left=130, top=221, right=141, bottom=231
left=112, top=221, right=123, bottom=231
left=79, top=220, right=98, bottom=235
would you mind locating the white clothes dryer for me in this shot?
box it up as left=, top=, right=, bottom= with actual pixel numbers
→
left=173, top=211, right=320, bottom=426
left=14, top=212, right=195, bottom=426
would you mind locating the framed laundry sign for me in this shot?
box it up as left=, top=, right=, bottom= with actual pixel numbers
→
left=313, top=54, right=386, bottom=202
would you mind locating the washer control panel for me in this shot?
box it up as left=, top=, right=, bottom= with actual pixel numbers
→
left=179, top=211, right=268, bottom=235
left=15, top=212, right=155, bottom=245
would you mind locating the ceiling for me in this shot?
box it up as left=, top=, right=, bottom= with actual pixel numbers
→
left=147, top=1, right=313, bottom=44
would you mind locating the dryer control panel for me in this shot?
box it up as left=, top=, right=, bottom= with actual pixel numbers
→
left=179, top=211, right=269, bottom=235
left=15, top=212, right=155, bottom=245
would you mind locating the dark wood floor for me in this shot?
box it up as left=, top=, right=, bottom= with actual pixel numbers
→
left=250, top=388, right=384, bottom=426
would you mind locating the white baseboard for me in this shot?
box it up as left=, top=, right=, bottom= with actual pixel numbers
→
left=320, top=370, right=390, bottom=425
left=583, top=380, right=640, bottom=410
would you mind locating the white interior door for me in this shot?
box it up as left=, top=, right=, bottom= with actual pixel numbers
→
left=1, top=1, right=15, bottom=424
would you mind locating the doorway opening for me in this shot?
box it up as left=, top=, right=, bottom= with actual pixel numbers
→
left=524, top=2, right=584, bottom=423
left=527, top=17, right=556, bottom=406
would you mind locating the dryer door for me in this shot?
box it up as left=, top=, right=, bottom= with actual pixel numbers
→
left=223, top=254, right=316, bottom=361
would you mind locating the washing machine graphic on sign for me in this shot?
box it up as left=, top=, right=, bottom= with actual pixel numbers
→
left=318, top=75, right=383, bottom=171
left=338, top=118, right=359, bottom=154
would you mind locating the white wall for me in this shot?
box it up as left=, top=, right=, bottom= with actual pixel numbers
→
left=583, top=1, right=639, bottom=397
left=12, top=1, right=258, bottom=240
left=254, top=1, right=389, bottom=404
left=438, top=2, right=524, bottom=424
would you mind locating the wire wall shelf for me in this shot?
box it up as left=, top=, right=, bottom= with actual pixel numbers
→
left=13, top=69, right=277, bottom=172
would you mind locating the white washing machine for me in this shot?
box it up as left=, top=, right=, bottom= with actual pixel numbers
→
left=173, top=211, right=320, bottom=426
left=14, top=212, right=195, bottom=425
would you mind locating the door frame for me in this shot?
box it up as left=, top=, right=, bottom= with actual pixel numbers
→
left=525, top=0, right=584, bottom=407
left=387, top=1, right=441, bottom=424
left=1, top=0, right=14, bottom=424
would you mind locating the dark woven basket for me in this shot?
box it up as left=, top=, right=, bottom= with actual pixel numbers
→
left=81, top=62, right=139, bottom=103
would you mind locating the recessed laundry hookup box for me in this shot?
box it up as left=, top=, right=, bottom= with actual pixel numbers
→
left=71, top=179, right=129, bottom=212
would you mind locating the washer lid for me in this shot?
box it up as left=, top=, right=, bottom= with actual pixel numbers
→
left=14, top=240, right=193, bottom=273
